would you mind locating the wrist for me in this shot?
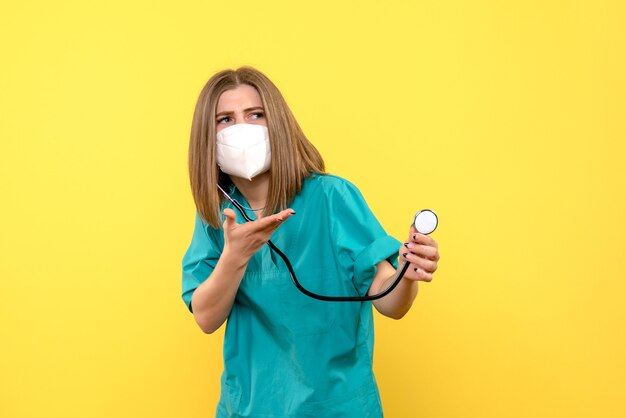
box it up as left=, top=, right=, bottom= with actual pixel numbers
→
left=221, top=245, right=250, bottom=271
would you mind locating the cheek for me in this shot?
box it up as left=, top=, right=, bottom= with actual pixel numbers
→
left=250, top=119, right=267, bottom=127
left=215, top=124, right=228, bottom=133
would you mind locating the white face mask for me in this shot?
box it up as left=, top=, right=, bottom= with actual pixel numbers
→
left=215, top=124, right=271, bottom=181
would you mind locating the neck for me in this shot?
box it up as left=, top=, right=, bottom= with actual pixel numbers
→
left=230, top=171, right=270, bottom=211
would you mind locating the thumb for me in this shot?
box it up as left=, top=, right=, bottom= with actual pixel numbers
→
left=222, top=208, right=238, bottom=229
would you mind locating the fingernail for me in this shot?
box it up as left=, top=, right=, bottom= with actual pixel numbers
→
left=402, top=253, right=408, bottom=258
left=414, top=267, right=418, bottom=272
left=413, top=234, right=417, bottom=240
left=290, top=210, right=296, bottom=215
left=403, top=242, right=409, bottom=248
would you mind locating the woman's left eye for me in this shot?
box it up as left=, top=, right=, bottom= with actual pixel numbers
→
left=249, top=112, right=264, bottom=120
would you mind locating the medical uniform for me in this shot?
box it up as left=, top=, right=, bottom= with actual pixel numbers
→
left=182, top=174, right=401, bottom=418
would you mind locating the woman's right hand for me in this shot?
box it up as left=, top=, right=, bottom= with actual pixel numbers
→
left=222, top=208, right=296, bottom=260
left=190, top=207, right=296, bottom=333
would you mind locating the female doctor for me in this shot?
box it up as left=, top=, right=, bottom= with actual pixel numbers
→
left=182, top=66, right=440, bottom=417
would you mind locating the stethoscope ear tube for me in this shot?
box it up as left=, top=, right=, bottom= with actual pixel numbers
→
left=267, top=240, right=412, bottom=302
left=218, top=185, right=433, bottom=302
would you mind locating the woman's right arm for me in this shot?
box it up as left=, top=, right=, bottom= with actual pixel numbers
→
left=191, top=208, right=295, bottom=333
left=190, top=246, right=249, bottom=333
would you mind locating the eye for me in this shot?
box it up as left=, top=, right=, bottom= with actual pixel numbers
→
left=248, top=111, right=264, bottom=120
left=216, top=116, right=232, bottom=124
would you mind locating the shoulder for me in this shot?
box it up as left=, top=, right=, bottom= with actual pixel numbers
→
left=303, top=173, right=362, bottom=196
left=299, top=173, right=368, bottom=211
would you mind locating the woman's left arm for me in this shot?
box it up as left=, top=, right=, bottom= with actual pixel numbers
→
left=370, top=226, right=440, bottom=319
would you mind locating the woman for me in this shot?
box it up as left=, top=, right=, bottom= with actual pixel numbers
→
left=182, top=66, right=440, bottom=417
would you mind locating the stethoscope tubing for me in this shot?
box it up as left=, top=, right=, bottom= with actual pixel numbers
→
left=219, top=185, right=411, bottom=302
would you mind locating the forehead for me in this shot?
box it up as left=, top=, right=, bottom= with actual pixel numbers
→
left=216, top=84, right=263, bottom=112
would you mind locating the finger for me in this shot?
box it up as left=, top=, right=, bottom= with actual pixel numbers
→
left=401, top=251, right=438, bottom=273
left=410, top=232, right=438, bottom=249
left=399, top=261, right=433, bottom=282
left=274, top=208, right=297, bottom=222
left=222, top=208, right=238, bottom=229
left=252, top=208, right=296, bottom=232
left=403, top=242, right=439, bottom=261
left=413, top=267, right=433, bottom=282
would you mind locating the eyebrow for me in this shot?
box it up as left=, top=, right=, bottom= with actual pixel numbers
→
left=215, top=106, right=265, bottom=117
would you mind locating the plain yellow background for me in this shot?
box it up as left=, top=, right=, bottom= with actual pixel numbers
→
left=1, top=1, right=625, bottom=417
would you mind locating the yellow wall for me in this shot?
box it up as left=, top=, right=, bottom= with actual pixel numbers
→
left=1, top=1, right=624, bottom=417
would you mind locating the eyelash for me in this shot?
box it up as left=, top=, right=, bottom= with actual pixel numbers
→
left=216, top=112, right=264, bottom=124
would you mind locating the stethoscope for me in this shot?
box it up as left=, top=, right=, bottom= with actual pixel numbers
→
left=217, top=184, right=438, bottom=302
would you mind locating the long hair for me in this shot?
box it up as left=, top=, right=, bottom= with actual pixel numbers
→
left=188, top=66, right=325, bottom=228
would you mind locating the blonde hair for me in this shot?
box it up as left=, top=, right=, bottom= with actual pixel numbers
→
left=188, top=66, right=325, bottom=228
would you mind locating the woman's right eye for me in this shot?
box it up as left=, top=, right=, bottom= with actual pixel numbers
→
left=217, top=116, right=231, bottom=124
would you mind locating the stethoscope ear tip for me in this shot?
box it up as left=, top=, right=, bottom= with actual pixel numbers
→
left=414, top=209, right=438, bottom=235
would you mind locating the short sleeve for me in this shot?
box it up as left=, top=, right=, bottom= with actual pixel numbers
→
left=181, top=212, right=222, bottom=313
left=329, top=178, right=402, bottom=295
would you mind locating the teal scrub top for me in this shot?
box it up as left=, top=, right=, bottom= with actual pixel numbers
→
left=182, top=173, right=401, bottom=418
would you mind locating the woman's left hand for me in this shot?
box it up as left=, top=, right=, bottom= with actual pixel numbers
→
left=400, top=226, right=440, bottom=282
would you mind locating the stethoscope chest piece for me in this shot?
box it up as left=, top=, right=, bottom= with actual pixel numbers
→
left=414, top=210, right=438, bottom=235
